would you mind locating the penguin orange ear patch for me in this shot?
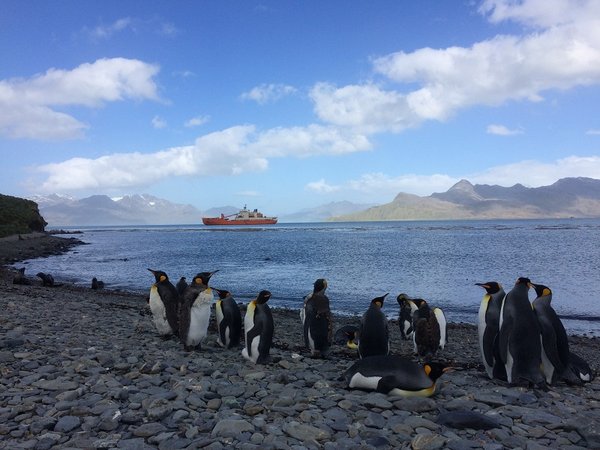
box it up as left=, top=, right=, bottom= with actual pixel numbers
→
left=375, top=301, right=383, bottom=308
left=424, top=364, right=432, bottom=376
left=543, top=288, right=551, bottom=296
left=159, top=275, right=166, bottom=282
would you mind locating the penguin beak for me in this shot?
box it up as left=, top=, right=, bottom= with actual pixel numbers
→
left=210, top=270, right=220, bottom=277
left=147, top=268, right=156, bottom=274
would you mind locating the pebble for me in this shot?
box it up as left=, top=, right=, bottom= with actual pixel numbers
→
left=0, top=275, right=599, bottom=450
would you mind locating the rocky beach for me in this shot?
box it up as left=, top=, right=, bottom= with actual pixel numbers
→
left=1, top=234, right=600, bottom=449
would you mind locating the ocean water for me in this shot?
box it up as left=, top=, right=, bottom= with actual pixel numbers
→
left=16, top=219, right=600, bottom=335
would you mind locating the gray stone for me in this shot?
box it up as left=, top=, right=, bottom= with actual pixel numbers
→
left=362, top=393, right=393, bottom=409
left=133, top=422, right=167, bottom=437
left=34, top=379, right=79, bottom=391
left=211, top=419, right=254, bottom=437
left=283, top=421, right=331, bottom=441
left=411, top=433, right=447, bottom=450
left=146, top=398, right=173, bottom=421
left=54, top=415, right=81, bottom=432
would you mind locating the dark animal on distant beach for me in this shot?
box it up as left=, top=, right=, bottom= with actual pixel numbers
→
left=91, top=277, right=105, bottom=290
left=13, top=267, right=31, bottom=285
left=36, top=272, right=55, bottom=287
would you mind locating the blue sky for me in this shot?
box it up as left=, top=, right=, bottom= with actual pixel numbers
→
left=1, top=0, right=600, bottom=214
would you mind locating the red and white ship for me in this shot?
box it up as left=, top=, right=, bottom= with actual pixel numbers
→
left=202, top=206, right=278, bottom=226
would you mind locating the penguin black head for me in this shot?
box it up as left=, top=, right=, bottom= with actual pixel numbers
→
left=256, top=290, right=272, bottom=304
left=396, top=293, right=412, bottom=305
left=313, top=278, right=327, bottom=293
left=423, top=362, right=453, bottom=382
left=371, top=293, right=389, bottom=308
left=515, top=277, right=531, bottom=286
left=148, top=269, right=169, bottom=283
left=345, top=330, right=359, bottom=349
left=475, top=281, right=502, bottom=294
left=192, top=270, right=219, bottom=286
left=413, top=298, right=428, bottom=309
left=529, top=282, right=552, bottom=298
left=214, top=288, right=231, bottom=300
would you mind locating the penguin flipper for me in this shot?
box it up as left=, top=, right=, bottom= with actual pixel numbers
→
left=492, top=334, right=508, bottom=381
left=178, top=304, right=191, bottom=345
left=498, top=316, right=512, bottom=365
left=539, top=322, right=566, bottom=374
left=245, top=322, right=263, bottom=360
left=482, top=326, right=497, bottom=368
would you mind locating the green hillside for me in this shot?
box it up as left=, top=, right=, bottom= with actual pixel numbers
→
left=0, top=194, right=47, bottom=238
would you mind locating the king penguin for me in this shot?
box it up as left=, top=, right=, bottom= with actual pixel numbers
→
left=531, top=282, right=585, bottom=385
left=334, top=325, right=359, bottom=349
left=358, top=294, right=390, bottom=359
left=214, top=288, right=242, bottom=349
left=498, top=277, right=545, bottom=387
left=476, top=281, right=507, bottom=380
left=242, top=290, right=274, bottom=364
left=179, top=271, right=218, bottom=351
left=412, top=299, right=443, bottom=358
left=345, top=355, right=451, bottom=397
left=147, top=269, right=180, bottom=338
left=302, top=278, right=333, bottom=358
left=397, top=294, right=418, bottom=340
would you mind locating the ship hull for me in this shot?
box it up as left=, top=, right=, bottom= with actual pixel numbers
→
left=202, top=218, right=278, bottom=226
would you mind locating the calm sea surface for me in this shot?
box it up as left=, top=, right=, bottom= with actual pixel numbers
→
left=16, top=219, right=600, bottom=335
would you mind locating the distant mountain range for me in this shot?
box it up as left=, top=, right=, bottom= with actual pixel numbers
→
left=331, top=177, right=600, bottom=221
left=29, top=195, right=375, bottom=226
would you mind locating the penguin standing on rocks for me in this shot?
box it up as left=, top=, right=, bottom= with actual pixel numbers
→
left=214, top=288, right=242, bottom=349
left=498, top=277, right=545, bottom=387
left=358, top=294, right=390, bottom=359
left=412, top=299, right=444, bottom=358
left=476, top=281, right=507, bottom=380
left=302, top=279, right=333, bottom=358
left=531, top=282, right=587, bottom=385
left=242, top=290, right=274, bottom=364
left=345, top=355, right=451, bottom=397
left=179, top=271, right=218, bottom=351
left=147, top=269, right=180, bottom=338
left=397, top=294, right=418, bottom=340
left=176, top=277, right=188, bottom=297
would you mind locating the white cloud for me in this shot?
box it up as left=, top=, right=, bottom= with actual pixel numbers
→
left=152, top=116, right=167, bottom=129
left=487, top=124, right=524, bottom=135
left=469, top=155, right=600, bottom=187
left=88, top=18, right=133, bottom=39
left=240, top=83, right=297, bottom=104
left=586, top=129, right=600, bottom=135
left=308, top=0, right=600, bottom=134
left=0, top=58, right=160, bottom=140
left=306, top=179, right=341, bottom=193
left=184, top=115, right=210, bottom=127
left=32, top=124, right=371, bottom=192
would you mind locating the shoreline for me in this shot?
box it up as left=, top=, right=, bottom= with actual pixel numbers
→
left=1, top=233, right=600, bottom=449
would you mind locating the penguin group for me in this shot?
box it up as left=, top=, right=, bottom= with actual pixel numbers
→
left=146, top=268, right=274, bottom=365
left=477, top=277, right=593, bottom=387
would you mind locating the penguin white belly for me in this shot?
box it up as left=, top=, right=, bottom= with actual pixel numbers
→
left=186, top=303, right=211, bottom=346
left=434, top=308, right=447, bottom=350
left=242, top=302, right=258, bottom=363
left=478, top=298, right=493, bottom=378
left=307, top=328, right=315, bottom=353
left=402, top=320, right=413, bottom=339
left=216, top=302, right=225, bottom=347
left=242, top=334, right=260, bottom=363
left=540, top=336, right=555, bottom=384
left=348, top=373, right=381, bottom=390
left=505, top=347, right=514, bottom=384
left=300, top=307, right=305, bottom=325
left=149, top=286, right=172, bottom=335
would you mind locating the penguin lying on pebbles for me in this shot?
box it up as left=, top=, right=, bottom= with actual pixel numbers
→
left=334, top=325, right=359, bottom=349
left=345, top=355, right=451, bottom=397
